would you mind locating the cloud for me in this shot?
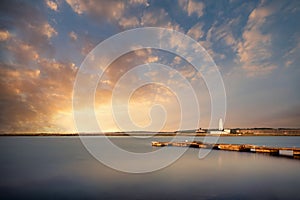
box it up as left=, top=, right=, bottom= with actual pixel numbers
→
left=173, top=56, right=181, bottom=65
left=65, top=0, right=150, bottom=23
left=38, top=23, right=58, bottom=39
left=207, top=18, right=239, bottom=49
left=141, top=8, right=181, bottom=31
left=65, top=0, right=125, bottom=21
left=179, top=0, right=205, bottom=17
left=284, top=36, right=300, bottom=67
left=0, top=1, right=57, bottom=61
left=198, top=16, right=241, bottom=64
left=81, top=37, right=95, bottom=56
left=237, top=3, right=276, bottom=76
left=65, top=0, right=180, bottom=32
left=0, top=30, right=11, bottom=41
left=0, top=1, right=76, bottom=133
left=128, top=0, right=149, bottom=6
left=0, top=59, right=77, bottom=133
left=1, top=0, right=298, bottom=132
left=94, top=85, right=180, bottom=132
left=241, top=64, right=276, bottom=77
left=69, top=31, right=78, bottom=41
left=198, top=26, right=226, bottom=62
left=96, top=49, right=159, bottom=90
left=3, top=22, right=57, bottom=65
left=46, top=0, right=58, bottom=11
left=7, top=40, right=40, bottom=64
left=187, top=22, right=204, bottom=41
left=118, top=16, right=140, bottom=29
left=88, top=48, right=191, bottom=131
left=65, top=0, right=86, bottom=14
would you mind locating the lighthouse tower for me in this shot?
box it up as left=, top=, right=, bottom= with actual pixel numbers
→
left=218, top=118, right=223, bottom=131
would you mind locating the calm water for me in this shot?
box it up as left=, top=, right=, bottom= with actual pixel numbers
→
left=0, top=136, right=300, bottom=199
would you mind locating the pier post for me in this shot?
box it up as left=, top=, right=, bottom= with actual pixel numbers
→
left=293, top=150, right=300, bottom=159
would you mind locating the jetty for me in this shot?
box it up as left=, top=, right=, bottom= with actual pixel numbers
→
left=151, top=141, right=300, bottom=159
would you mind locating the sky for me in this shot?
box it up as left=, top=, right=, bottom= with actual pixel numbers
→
left=0, top=0, right=299, bottom=133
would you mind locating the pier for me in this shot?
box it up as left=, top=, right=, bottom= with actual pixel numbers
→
left=151, top=141, right=300, bottom=159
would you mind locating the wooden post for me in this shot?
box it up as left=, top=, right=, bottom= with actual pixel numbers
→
left=293, top=150, right=300, bottom=159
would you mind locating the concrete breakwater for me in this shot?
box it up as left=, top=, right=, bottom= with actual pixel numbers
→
left=151, top=141, right=300, bottom=159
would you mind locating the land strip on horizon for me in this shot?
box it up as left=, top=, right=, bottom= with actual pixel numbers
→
left=1, top=128, right=300, bottom=136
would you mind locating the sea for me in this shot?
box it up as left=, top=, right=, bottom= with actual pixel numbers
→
left=0, top=136, right=300, bottom=199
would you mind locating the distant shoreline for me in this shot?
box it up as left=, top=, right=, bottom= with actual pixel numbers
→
left=1, top=133, right=300, bottom=137
left=2, top=128, right=300, bottom=137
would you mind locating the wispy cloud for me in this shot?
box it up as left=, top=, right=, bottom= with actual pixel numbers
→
left=237, top=2, right=276, bottom=76
left=187, top=22, right=204, bottom=41
left=284, top=36, right=300, bottom=67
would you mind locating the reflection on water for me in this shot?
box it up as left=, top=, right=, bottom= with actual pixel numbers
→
left=0, top=136, right=300, bottom=199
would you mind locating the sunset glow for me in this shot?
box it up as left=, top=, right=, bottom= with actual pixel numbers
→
left=1, top=0, right=299, bottom=133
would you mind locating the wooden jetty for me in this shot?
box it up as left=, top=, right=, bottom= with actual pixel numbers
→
left=151, top=141, right=300, bottom=159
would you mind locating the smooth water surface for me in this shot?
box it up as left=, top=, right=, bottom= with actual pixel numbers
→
left=0, top=136, right=300, bottom=199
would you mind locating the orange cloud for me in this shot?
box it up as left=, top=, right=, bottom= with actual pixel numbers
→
left=179, top=0, right=205, bottom=17
left=46, top=0, right=58, bottom=11
left=66, top=0, right=125, bottom=21
left=0, top=30, right=11, bottom=41
left=119, top=16, right=140, bottom=29
left=0, top=57, right=77, bottom=133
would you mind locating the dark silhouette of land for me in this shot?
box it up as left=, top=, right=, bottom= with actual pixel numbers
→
left=1, top=128, right=300, bottom=136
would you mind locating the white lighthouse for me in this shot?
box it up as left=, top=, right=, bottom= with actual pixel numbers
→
left=210, top=118, right=229, bottom=134
left=219, top=118, right=223, bottom=131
